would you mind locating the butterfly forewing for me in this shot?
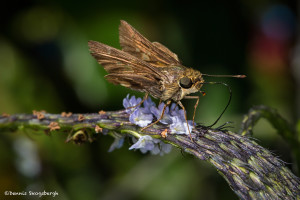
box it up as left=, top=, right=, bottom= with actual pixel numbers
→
left=88, top=40, right=167, bottom=98
left=119, top=20, right=181, bottom=67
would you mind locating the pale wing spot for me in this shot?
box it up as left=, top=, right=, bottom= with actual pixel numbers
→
left=121, top=83, right=131, bottom=87
left=142, top=53, right=150, bottom=61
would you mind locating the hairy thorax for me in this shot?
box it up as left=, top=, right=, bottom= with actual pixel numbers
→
left=159, top=66, right=204, bottom=102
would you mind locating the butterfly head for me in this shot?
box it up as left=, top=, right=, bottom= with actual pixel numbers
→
left=178, top=69, right=204, bottom=97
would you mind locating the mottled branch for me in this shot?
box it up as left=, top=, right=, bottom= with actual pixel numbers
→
left=0, top=110, right=300, bottom=200
left=239, top=105, right=300, bottom=176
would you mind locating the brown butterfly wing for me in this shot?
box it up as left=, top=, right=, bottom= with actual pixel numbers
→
left=119, top=20, right=181, bottom=67
left=88, top=40, right=166, bottom=99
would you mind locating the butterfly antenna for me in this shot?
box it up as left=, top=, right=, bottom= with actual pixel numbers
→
left=200, top=82, right=232, bottom=128
left=202, top=74, right=246, bottom=78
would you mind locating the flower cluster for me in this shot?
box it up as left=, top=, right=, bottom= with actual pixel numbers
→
left=123, top=94, right=193, bottom=135
left=123, top=94, right=194, bottom=155
left=123, top=95, right=153, bottom=127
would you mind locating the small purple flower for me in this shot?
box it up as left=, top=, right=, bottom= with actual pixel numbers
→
left=150, top=103, right=172, bottom=124
left=123, top=94, right=142, bottom=113
left=150, top=144, right=161, bottom=155
left=129, top=136, right=172, bottom=155
left=129, top=135, right=155, bottom=153
left=108, top=136, right=125, bottom=152
left=170, top=103, right=179, bottom=115
left=159, top=142, right=172, bottom=156
left=170, top=103, right=185, bottom=121
left=143, top=97, right=156, bottom=114
left=177, top=110, right=186, bottom=121
left=170, top=116, right=193, bottom=135
left=150, top=139, right=172, bottom=156
left=129, top=108, right=153, bottom=127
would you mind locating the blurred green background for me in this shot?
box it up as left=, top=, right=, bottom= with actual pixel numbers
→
left=0, top=0, right=298, bottom=199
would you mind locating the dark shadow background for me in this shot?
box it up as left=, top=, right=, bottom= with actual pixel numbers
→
left=0, top=0, right=298, bottom=199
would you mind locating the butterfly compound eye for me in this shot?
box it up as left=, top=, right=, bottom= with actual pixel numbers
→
left=179, top=77, right=193, bottom=89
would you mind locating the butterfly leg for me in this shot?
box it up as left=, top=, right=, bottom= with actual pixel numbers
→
left=183, top=96, right=200, bottom=129
left=171, top=102, right=179, bottom=111
left=126, top=93, right=149, bottom=112
left=141, top=100, right=171, bottom=131
left=158, top=99, right=162, bottom=105
left=177, top=101, right=193, bottom=142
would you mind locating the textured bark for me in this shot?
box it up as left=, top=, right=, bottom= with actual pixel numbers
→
left=1, top=109, right=300, bottom=200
